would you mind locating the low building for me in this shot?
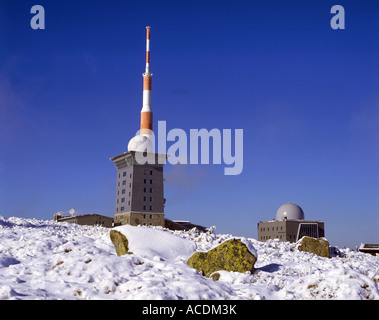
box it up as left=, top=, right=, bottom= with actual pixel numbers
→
left=164, top=219, right=207, bottom=232
left=257, top=203, right=325, bottom=243
left=53, top=213, right=114, bottom=228
left=358, top=244, right=379, bottom=256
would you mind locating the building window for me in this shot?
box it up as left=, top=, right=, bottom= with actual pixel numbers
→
left=122, top=180, right=126, bottom=185
left=117, top=199, right=119, bottom=204
left=120, top=206, right=125, bottom=211
left=121, top=198, right=125, bottom=203
left=144, top=179, right=146, bottom=184
left=128, top=201, right=130, bottom=205
left=118, top=173, right=120, bottom=178
left=144, top=187, right=146, bottom=192
left=149, top=206, right=152, bottom=211
left=297, top=223, right=319, bottom=241
left=149, top=197, right=152, bottom=202
left=143, top=196, right=146, bottom=201
left=150, top=170, right=153, bottom=175
left=129, top=191, right=131, bottom=196
left=149, top=214, right=152, bottom=219
left=143, top=206, right=146, bottom=211
left=122, top=189, right=126, bottom=194
left=150, top=179, right=152, bottom=184
left=150, top=188, right=152, bottom=193
left=144, top=170, right=147, bottom=175
left=123, top=172, right=127, bottom=177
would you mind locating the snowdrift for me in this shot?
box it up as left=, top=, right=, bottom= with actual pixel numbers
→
left=113, top=225, right=197, bottom=260
left=0, top=216, right=378, bottom=300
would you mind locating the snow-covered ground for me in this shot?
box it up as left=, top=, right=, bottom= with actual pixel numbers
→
left=0, top=216, right=378, bottom=300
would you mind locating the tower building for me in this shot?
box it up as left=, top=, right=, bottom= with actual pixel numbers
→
left=111, top=27, right=167, bottom=227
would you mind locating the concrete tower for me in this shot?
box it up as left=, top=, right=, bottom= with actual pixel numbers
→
left=111, top=27, right=167, bottom=227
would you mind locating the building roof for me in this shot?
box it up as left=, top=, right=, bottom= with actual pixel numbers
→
left=359, top=243, right=379, bottom=255
left=164, top=218, right=207, bottom=232
left=259, top=219, right=322, bottom=224
left=56, top=213, right=113, bottom=221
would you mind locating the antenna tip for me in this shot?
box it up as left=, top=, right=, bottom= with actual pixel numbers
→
left=146, top=26, right=151, bottom=29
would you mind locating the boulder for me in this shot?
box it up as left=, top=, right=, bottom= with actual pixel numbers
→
left=186, top=238, right=257, bottom=277
left=110, top=230, right=132, bottom=256
left=297, top=236, right=330, bottom=258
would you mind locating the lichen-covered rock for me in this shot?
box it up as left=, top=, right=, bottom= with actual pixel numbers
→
left=110, top=230, right=132, bottom=256
left=297, top=236, right=330, bottom=258
left=186, top=238, right=257, bottom=277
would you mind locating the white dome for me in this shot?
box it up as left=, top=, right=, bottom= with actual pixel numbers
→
left=127, top=134, right=153, bottom=153
left=275, top=203, right=304, bottom=221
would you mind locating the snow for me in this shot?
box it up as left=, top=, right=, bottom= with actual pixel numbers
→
left=113, top=225, right=197, bottom=261
left=0, top=215, right=378, bottom=300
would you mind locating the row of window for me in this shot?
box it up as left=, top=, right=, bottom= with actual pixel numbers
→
left=118, top=180, right=131, bottom=187
left=117, top=196, right=154, bottom=202
left=260, top=226, right=283, bottom=232
left=117, top=187, right=154, bottom=197
left=116, top=205, right=153, bottom=213
left=118, top=170, right=154, bottom=179
left=118, top=214, right=154, bottom=220
left=118, top=172, right=132, bottom=179
left=117, top=198, right=130, bottom=204
left=259, top=234, right=297, bottom=241
left=118, top=189, right=130, bottom=195
left=118, top=180, right=154, bottom=187
left=260, top=235, right=286, bottom=240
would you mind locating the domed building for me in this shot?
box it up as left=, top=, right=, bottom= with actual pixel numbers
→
left=257, top=203, right=325, bottom=243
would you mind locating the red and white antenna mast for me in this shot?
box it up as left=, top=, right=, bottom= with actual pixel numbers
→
left=141, top=26, right=153, bottom=135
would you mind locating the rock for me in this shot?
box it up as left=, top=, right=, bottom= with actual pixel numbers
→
left=110, top=230, right=132, bottom=256
left=210, top=272, right=221, bottom=281
left=297, top=236, right=330, bottom=258
left=186, top=238, right=257, bottom=277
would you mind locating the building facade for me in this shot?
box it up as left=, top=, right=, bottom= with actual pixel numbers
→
left=111, top=151, right=167, bottom=227
left=258, top=219, right=325, bottom=242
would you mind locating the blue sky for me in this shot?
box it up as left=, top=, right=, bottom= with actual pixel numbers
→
left=0, top=0, right=378, bottom=248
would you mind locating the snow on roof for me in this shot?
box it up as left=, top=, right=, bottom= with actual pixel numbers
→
left=359, top=243, right=379, bottom=250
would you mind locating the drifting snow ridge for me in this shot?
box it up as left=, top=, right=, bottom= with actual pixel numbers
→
left=0, top=216, right=378, bottom=300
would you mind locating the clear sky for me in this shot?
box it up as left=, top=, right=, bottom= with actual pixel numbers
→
left=0, top=0, right=378, bottom=248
